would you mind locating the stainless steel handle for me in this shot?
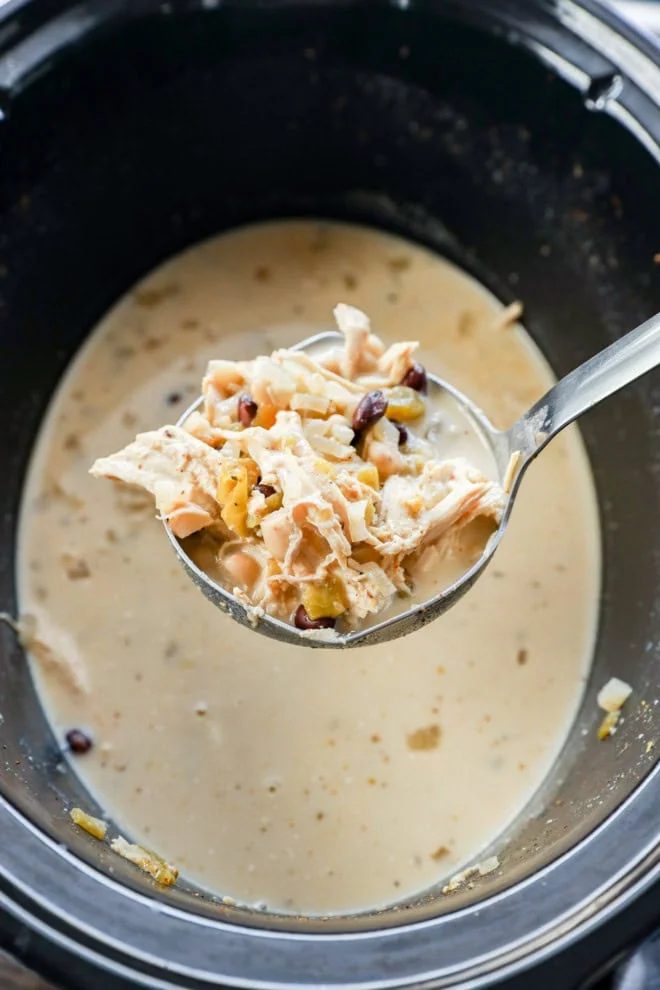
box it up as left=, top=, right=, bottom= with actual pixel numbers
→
left=616, top=2, right=660, bottom=35
left=508, top=312, right=660, bottom=464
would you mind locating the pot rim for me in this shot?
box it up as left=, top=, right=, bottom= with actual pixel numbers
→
left=2, top=762, right=660, bottom=989
left=1, top=0, right=659, bottom=987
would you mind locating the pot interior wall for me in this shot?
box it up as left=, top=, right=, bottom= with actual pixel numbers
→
left=0, top=1, right=659, bottom=932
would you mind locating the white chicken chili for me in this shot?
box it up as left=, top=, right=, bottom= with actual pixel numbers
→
left=17, top=219, right=600, bottom=915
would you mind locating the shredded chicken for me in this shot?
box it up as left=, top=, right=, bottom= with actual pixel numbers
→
left=0, top=611, right=90, bottom=694
left=91, top=304, right=505, bottom=632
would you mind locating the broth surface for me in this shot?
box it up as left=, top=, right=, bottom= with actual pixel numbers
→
left=18, top=220, right=600, bottom=914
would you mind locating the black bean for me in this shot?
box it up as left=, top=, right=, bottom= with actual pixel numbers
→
left=237, top=393, right=258, bottom=427
left=256, top=483, right=276, bottom=498
left=166, top=391, right=182, bottom=405
left=400, top=362, right=428, bottom=392
left=392, top=421, right=408, bottom=446
left=66, top=729, right=93, bottom=755
left=294, top=605, right=336, bottom=631
left=352, top=390, right=388, bottom=433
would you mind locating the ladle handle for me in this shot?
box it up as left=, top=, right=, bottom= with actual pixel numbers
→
left=508, top=311, right=660, bottom=465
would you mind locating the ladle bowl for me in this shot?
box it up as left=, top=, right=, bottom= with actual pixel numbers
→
left=167, top=311, right=660, bottom=648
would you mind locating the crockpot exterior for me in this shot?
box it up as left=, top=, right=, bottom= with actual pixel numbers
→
left=1, top=1, right=660, bottom=988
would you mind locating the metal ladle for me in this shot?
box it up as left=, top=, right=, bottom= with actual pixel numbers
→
left=167, top=312, right=660, bottom=649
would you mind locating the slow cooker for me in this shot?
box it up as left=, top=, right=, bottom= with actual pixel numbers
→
left=1, top=0, right=660, bottom=987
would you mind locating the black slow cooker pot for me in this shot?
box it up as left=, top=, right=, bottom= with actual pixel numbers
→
left=1, top=1, right=660, bottom=987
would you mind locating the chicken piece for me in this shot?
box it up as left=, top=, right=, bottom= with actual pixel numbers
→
left=203, top=360, right=248, bottom=399
left=220, top=545, right=265, bottom=592
left=1, top=611, right=90, bottom=695
left=304, top=415, right=355, bottom=460
left=91, top=426, right=222, bottom=501
left=318, top=304, right=384, bottom=381
left=375, top=459, right=504, bottom=558
left=378, top=340, right=420, bottom=384
left=249, top=356, right=298, bottom=408
left=362, top=416, right=408, bottom=481
left=365, top=441, right=404, bottom=481
left=342, top=560, right=398, bottom=622
left=334, top=303, right=372, bottom=379
left=166, top=504, right=215, bottom=539
left=291, top=392, right=331, bottom=416
left=261, top=508, right=294, bottom=561
left=90, top=426, right=226, bottom=536
left=282, top=351, right=364, bottom=408
left=188, top=399, right=239, bottom=437
left=150, top=479, right=216, bottom=538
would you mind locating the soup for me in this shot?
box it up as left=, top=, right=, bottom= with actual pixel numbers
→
left=17, top=220, right=600, bottom=915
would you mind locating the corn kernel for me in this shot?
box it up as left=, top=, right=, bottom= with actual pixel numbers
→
left=70, top=807, right=107, bottom=840
left=383, top=385, right=426, bottom=422
left=253, top=404, right=278, bottom=429
left=314, top=458, right=334, bottom=476
left=265, top=491, right=283, bottom=512
left=403, top=494, right=424, bottom=517
left=217, top=458, right=259, bottom=537
left=302, top=576, right=347, bottom=619
left=598, top=710, right=620, bottom=740
left=356, top=464, right=380, bottom=489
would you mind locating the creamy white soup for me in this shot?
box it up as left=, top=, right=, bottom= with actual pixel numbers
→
left=17, top=220, right=600, bottom=915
